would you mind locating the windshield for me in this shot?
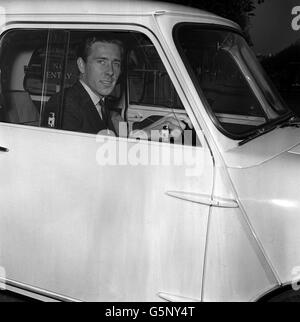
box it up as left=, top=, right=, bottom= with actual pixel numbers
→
left=174, top=24, right=290, bottom=139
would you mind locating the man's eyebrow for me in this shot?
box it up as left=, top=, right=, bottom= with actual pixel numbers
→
left=94, top=56, right=121, bottom=63
left=94, top=56, right=108, bottom=60
left=93, top=54, right=119, bottom=59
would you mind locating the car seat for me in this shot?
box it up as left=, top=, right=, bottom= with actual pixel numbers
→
left=2, top=50, right=40, bottom=125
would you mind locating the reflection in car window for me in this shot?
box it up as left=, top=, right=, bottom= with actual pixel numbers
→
left=175, top=24, right=290, bottom=138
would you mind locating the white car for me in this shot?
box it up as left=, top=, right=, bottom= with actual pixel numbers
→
left=0, top=0, right=299, bottom=302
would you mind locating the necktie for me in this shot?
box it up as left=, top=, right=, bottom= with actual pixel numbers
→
left=95, top=98, right=107, bottom=123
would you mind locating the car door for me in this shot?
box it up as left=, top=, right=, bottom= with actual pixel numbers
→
left=0, top=25, right=214, bottom=301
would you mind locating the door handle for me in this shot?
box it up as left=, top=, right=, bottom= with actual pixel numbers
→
left=166, top=191, right=239, bottom=208
left=0, top=146, right=9, bottom=152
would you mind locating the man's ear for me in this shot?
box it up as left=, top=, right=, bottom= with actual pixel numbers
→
left=77, top=57, right=86, bottom=74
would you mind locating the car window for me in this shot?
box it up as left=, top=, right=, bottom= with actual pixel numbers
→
left=125, top=33, right=197, bottom=146
left=128, top=34, right=184, bottom=110
left=174, top=25, right=289, bottom=139
left=0, top=29, right=197, bottom=146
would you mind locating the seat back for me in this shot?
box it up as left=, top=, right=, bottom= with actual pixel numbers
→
left=3, top=91, right=40, bottom=125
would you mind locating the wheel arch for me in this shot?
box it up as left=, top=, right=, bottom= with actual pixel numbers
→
left=256, top=282, right=300, bottom=302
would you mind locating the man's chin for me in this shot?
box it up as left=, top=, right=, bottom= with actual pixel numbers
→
left=99, top=87, right=114, bottom=97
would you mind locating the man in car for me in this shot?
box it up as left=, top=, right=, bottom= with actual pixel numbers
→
left=44, top=33, right=188, bottom=140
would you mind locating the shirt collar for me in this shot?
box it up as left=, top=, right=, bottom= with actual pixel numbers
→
left=80, top=80, right=103, bottom=106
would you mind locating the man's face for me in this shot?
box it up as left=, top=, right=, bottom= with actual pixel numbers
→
left=78, top=41, right=122, bottom=97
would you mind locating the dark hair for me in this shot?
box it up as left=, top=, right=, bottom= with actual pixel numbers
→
left=77, top=32, right=124, bottom=62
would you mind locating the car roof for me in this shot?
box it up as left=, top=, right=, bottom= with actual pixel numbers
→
left=0, top=0, right=240, bottom=32
left=1, top=0, right=233, bottom=21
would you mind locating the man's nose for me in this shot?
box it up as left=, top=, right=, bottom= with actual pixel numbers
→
left=105, top=62, right=114, bottom=76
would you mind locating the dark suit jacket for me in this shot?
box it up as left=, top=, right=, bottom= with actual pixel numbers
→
left=43, top=81, right=116, bottom=134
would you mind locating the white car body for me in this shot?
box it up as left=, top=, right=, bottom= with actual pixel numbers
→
left=0, top=0, right=298, bottom=302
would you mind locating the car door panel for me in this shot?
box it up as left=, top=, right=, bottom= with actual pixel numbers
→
left=0, top=124, right=213, bottom=301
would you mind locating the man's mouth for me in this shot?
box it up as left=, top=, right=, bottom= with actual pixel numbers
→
left=101, top=80, right=113, bottom=86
